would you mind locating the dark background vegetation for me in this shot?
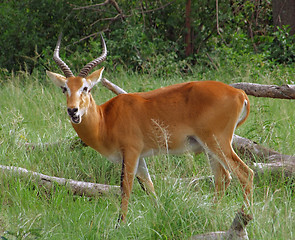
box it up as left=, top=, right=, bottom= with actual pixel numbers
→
left=0, top=0, right=295, bottom=77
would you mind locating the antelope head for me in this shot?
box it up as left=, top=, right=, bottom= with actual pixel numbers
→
left=46, top=33, right=107, bottom=124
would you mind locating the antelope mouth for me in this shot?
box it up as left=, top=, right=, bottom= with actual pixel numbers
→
left=70, top=115, right=81, bottom=124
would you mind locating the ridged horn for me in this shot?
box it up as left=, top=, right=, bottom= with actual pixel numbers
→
left=53, top=32, right=74, bottom=78
left=78, top=33, right=107, bottom=78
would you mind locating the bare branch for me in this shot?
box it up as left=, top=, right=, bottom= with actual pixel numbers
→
left=73, top=0, right=110, bottom=10
left=96, top=14, right=124, bottom=23
left=206, top=53, right=219, bottom=71
left=74, top=0, right=174, bottom=29
left=215, top=0, right=228, bottom=46
left=109, top=0, right=124, bottom=17
left=101, top=78, right=127, bottom=95
left=70, top=32, right=102, bottom=46
left=141, top=1, right=175, bottom=14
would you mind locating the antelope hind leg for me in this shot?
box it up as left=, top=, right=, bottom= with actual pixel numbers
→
left=208, top=155, right=232, bottom=202
left=136, top=158, right=156, bottom=196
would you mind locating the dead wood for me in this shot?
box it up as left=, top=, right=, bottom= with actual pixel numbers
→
left=233, top=135, right=295, bottom=177
left=72, top=0, right=111, bottom=10
left=101, top=78, right=127, bottom=95
left=0, top=165, right=120, bottom=197
left=3, top=79, right=293, bottom=199
left=72, top=0, right=174, bottom=33
left=230, top=82, right=295, bottom=99
left=233, top=135, right=286, bottom=162
left=191, top=208, right=252, bottom=240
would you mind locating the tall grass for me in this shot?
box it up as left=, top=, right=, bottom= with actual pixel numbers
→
left=0, top=64, right=294, bottom=239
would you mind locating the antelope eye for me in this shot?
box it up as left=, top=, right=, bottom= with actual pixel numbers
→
left=83, top=87, right=88, bottom=92
left=61, top=87, right=67, bottom=93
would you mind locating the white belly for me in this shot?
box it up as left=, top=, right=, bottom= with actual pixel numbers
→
left=106, top=152, right=122, bottom=164
left=106, top=136, right=204, bottom=163
left=142, top=135, right=204, bottom=158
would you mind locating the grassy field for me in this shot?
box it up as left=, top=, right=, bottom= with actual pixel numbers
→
left=0, top=64, right=294, bottom=239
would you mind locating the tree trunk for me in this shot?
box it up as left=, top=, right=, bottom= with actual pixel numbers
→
left=272, top=0, right=295, bottom=35
left=185, top=0, right=193, bottom=56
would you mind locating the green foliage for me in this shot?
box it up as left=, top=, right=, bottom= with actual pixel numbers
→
left=1, top=0, right=294, bottom=76
left=259, top=26, right=295, bottom=64
left=0, top=0, right=97, bottom=72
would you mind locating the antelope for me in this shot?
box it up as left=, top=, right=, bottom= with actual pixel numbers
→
left=46, top=33, right=254, bottom=222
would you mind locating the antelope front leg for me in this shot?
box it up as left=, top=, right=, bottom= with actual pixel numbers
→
left=118, top=151, right=140, bottom=223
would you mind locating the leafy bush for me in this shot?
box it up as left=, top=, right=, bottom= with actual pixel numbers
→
left=0, top=0, right=96, bottom=72
left=1, top=0, right=295, bottom=76
left=259, top=26, right=295, bottom=64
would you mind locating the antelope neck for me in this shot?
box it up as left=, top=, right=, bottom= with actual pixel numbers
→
left=71, top=96, right=105, bottom=151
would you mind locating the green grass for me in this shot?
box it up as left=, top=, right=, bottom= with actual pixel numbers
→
left=0, top=64, right=294, bottom=239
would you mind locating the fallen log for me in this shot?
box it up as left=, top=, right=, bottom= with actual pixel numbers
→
left=230, top=82, right=295, bottom=99
left=233, top=135, right=286, bottom=162
left=0, top=165, right=120, bottom=197
left=191, top=208, right=252, bottom=240
left=233, top=135, right=295, bottom=177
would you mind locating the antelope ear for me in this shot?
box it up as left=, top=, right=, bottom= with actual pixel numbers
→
left=86, top=67, right=104, bottom=89
left=46, top=70, right=67, bottom=88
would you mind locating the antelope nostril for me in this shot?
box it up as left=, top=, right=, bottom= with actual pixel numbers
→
left=67, top=108, right=78, bottom=116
